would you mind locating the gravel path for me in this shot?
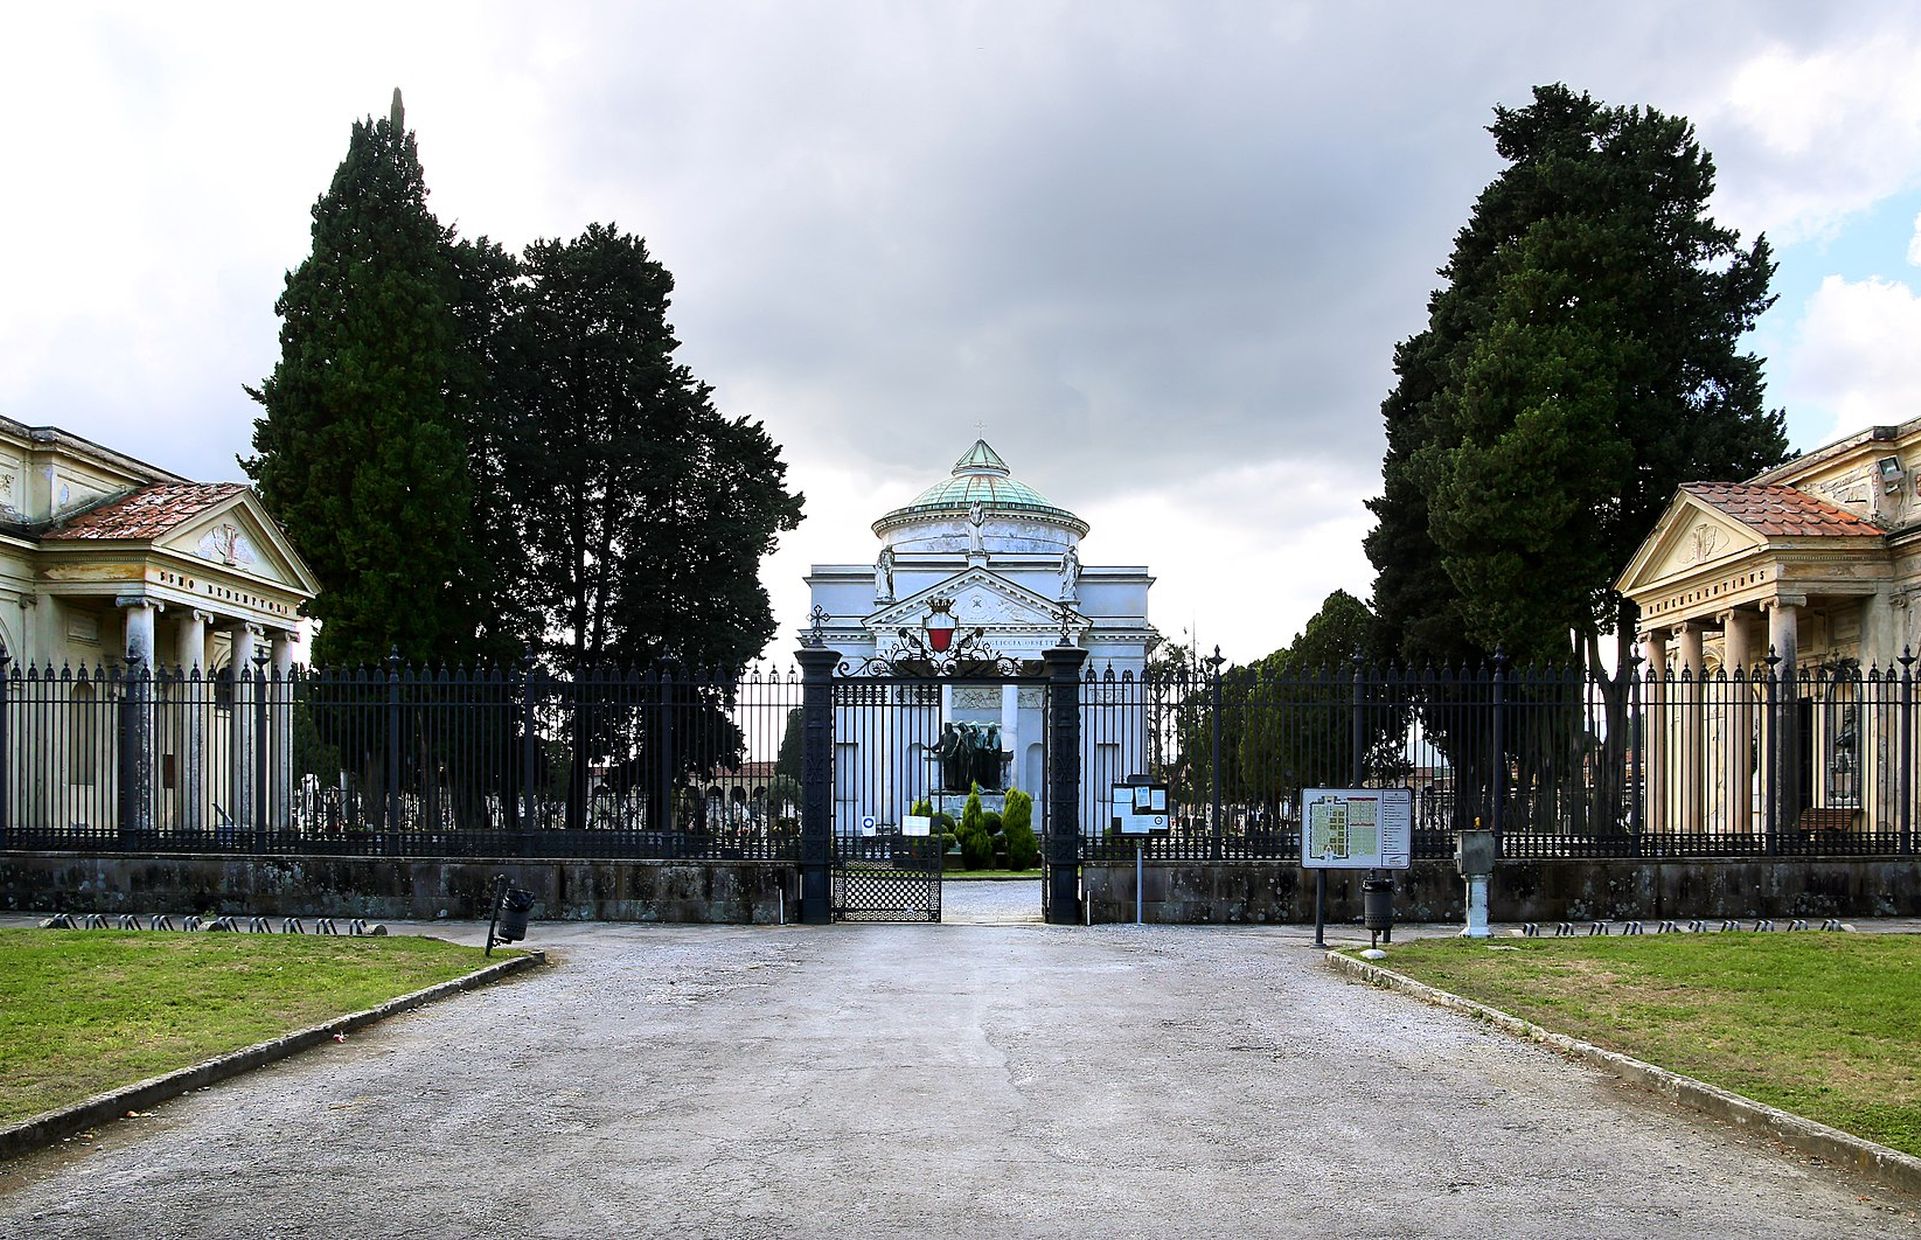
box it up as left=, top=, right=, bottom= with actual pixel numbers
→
left=2, top=902, right=1914, bottom=1238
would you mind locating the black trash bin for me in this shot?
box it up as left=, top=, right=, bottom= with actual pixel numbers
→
left=1361, top=876, right=1395, bottom=947
left=487, top=879, right=536, bottom=955
left=497, top=887, right=535, bottom=942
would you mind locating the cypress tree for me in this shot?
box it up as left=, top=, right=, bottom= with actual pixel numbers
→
left=245, top=91, right=498, bottom=666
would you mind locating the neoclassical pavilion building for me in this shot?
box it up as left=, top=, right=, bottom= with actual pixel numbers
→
left=0, top=417, right=317, bottom=835
left=1619, top=420, right=1921, bottom=836
left=807, top=440, right=1158, bottom=831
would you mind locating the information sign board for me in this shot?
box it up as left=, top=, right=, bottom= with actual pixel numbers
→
left=1300, top=787, right=1412, bottom=869
left=1111, top=783, right=1170, bottom=835
left=902, top=814, right=932, bottom=838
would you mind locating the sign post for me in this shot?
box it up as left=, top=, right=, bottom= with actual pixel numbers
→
left=1113, top=783, right=1170, bottom=924
left=1300, top=787, right=1413, bottom=948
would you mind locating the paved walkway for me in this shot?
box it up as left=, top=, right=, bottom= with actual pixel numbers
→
left=2, top=896, right=1915, bottom=1237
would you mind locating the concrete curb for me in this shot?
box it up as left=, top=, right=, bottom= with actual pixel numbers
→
left=0, top=948, right=546, bottom=1163
left=1324, top=949, right=1921, bottom=1198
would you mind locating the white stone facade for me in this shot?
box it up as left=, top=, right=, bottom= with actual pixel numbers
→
left=806, top=440, right=1158, bottom=833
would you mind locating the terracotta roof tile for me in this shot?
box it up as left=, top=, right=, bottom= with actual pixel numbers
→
left=1682, top=482, right=1883, bottom=538
left=43, top=483, right=248, bottom=541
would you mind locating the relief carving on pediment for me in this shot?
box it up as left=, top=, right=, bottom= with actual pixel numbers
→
left=197, top=522, right=259, bottom=568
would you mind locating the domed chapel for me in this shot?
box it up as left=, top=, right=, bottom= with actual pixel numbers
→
left=806, top=439, right=1159, bottom=831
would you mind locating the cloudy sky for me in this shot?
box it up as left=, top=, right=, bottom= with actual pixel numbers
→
left=5, top=3, right=1921, bottom=663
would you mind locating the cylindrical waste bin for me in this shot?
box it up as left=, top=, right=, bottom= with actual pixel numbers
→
left=1361, top=877, right=1395, bottom=946
left=496, top=886, right=536, bottom=943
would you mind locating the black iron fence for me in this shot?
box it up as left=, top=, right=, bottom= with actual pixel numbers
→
left=1079, top=653, right=1919, bottom=862
left=0, top=656, right=803, bottom=860
left=2, top=649, right=1914, bottom=864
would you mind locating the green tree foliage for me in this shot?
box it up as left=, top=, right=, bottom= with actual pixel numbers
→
left=1365, top=83, right=1788, bottom=669
left=1231, top=591, right=1403, bottom=814
left=508, top=223, right=803, bottom=670
left=245, top=94, right=504, bottom=666
left=774, top=709, right=804, bottom=784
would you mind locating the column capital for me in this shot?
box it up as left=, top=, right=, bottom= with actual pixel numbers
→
left=1762, top=592, right=1809, bottom=611
left=189, top=608, right=216, bottom=625
left=115, top=594, right=162, bottom=612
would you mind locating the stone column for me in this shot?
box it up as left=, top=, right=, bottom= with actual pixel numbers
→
left=1639, top=629, right=1669, bottom=834
left=1001, top=682, right=1020, bottom=795
left=270, top=630, right=296, bottom=831
left=1675, top=622, right=1705, bottom=833
left=116, top=596, right=160, bottom=838
left=230, top=622, right=262, bottom=835
left=177, top=610, right=212, bottom=834
left=1720, top=608, right=1757, bottom=837
left=1763, top=594, right=1806, bottom=837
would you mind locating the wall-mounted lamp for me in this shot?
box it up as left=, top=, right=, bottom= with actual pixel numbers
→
left=1879, top=455, right=1905, bottom=494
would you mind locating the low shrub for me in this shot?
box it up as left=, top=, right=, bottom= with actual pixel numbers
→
left=1004, top=820, right=1040, bottom=869
left=982, top=810, right=1004, bottom=835
left=1003, top=788, right=1034, bottom=836
left=958, top=822, right=994, bottom=870
left=961, top=788, right=984, bottom=835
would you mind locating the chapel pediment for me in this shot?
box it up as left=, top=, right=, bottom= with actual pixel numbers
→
left=1619, top=495, right=1765, bottom=597
left=870, top=566, right=1077, bottom=634
left=1618, top=481, right=1889, bottom=603
left=161, top=499, right=319, bottom=595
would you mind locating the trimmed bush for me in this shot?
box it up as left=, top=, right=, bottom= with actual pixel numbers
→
left=982, top=810, right=1003, bottom=835
left=958, top=823, right=994, bottom=870
left=1003, top=788, right=1033, bottom=835
left=1004, top=820, right=1039, bottom=869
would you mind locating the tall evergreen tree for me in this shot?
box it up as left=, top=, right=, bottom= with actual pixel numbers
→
left=1364, top=84, right=1788, bottom=671
left=508, top=223, right=803, bottom=671
left=245, top=91, right=503, bottom=666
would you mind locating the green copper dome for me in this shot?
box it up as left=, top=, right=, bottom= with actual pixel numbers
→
left=872, top=439, right=1089, bottom=538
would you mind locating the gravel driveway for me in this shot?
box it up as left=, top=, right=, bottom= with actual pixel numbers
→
left=2, top=888, right=1913, bottom=1238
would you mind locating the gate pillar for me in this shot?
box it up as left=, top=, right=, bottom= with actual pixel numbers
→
left=1043, top=643, right=1088, bottom=924
left=797, top=645, right=840, bottom=924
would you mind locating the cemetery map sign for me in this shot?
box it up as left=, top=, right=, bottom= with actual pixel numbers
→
left=1300, top=788, right=1412, bottom=870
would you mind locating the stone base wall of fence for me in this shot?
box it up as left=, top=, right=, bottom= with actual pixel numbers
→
left=1081, top=857, right=1921, bottom=924
left=0, top=852, right=798, bottom=924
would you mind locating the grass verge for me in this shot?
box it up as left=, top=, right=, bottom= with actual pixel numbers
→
left=1369, top=934, right=1921, bottom=1157
left=0, top=929, right=505, bottom=1126
left=943, top=869, right=1043, bottom=881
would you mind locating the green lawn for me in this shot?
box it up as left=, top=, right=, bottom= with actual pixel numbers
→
left=0, top=929, right=504, bottom=1126
left=1366, top=934, right=1921, bottom=1157
left=943, top=869, right=1043, bottom=881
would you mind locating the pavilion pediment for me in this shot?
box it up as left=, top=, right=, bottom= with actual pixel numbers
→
left=870, top=567, right=1074, bottom=634
left=1618, top=495, right=1766, bottom=598
left=160, top=496, right=320, bottom=596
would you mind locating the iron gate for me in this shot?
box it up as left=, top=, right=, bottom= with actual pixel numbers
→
left=825, top=653, right=1051, bottom=923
